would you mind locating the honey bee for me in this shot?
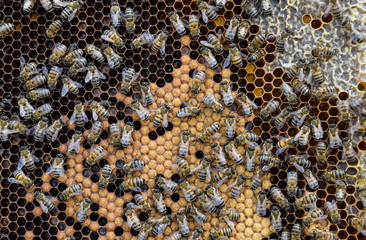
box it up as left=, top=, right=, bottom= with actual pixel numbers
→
left=152, top=215, right=172, bottom=236
left=101, top=27, right=124, bottom=49
left=68, top=130, right=82, bottom=154
left=121, top=157, right=145, bottom=175
left=203, top=93, right=223, bottom=114
left=175, top=211, right=190, bottom=236
left=27, top=88, right=51, bottom=101
left=248, top=32, right=266, bottom=53
left=102, top=45, right=123, bottom=69
left=294, top=124, right=311, bottom=147
left=167, top=231, right=182, bottom=240
left=324, top=0, right=343, bottom=19
left=186, top=14, right=200, bottom=40
left=177, top=102, right=202, bottom=118
left=86, top=44, right=105, bottom=63
left=294, top=194, right=318, bottom=209
left=98, top=163, right=112, bottom=188
left=287, top=171, right=298, bottom=196
left=259, top=99, right=279, bottom=120
left=121, top=67, right=139, bottom=95
left=131, top=100, right=151, bottom=121
left=88, top=100, right=110, bottom=120
left=108, top=123, right=121, bottom=148
left=310, top=116, right=324, bottom=141
left=61, top=75, right=82, bottom=96
left=211, top=143, right=227, bottom=169
left=248, top=48, right=266, bottom=63
left=152, top=189, right=166, bottom=214
left=281, top=230, right=290, bottom=240
left=23, top=0, right=36, bottom=13
left=130, top=31, right=155, bottom=50
left=32, top=103, right=52, bottom=121
left=321, top=169, right=346, bottom=185
left=303, top=208, right=327, bottom=227
left=137, top=220, right=153, bottom=240
left=258, top=139, right=273, bottom=165
left=150, top=30, right=169, bottom=56
left=223, top=141, right=243, bottom=165
left=291, top=223, right=302, bottom=240
left=70, top=101, right=88, bottom=128
left=7, top=118, right=27, bottom=135
left=348, top=211, right=366, bottom=236
left=153, top=104, right=170, bottom=128
left=120, top=177, right=145, bottom=192
left=192, top=157, right=212, bottom=182
left=138, top=82, right=155, bottom=107
left=235, top=131, right=259, bottom=146
left=312, top=229, right=337, bottom=240
left=197, top=0, right=218, bottom=23
left=63, top=44, right=83, bottom=66
left=224, top=114, right=236, bottom=140
left=276, top=28, right=292, bottom=53
left=61, top=0, right=84, bottom=21
left=186, top=205, right=207, bottom=226
left=17, top=147, right=39, bottom=171
left=85, top=146, right=105, bottom=168
left=200, top=47, right=218, bottom=69
left=217, top=208, right=240, bottom=229
left=251, top=167, right=268, bottom=190
left=67, top=57, right=87, bottom=77
left=45, top=118, right=66, bottom=142
left=19, top=57, right=39, bottom=81
left=127, top=194, right=152, bottom=214
left=220, top=79, right=234, bottom=106
left=110, top=1, right=121, bottom=27
left=271, top=187, right=289, bottom=210
left=290, top=104, right=311, bottom=127
left=168, top=12, right=186, bottom=37
left=46, top=154, right=65, bottom=178
left=198, top=122, right=220, bottom=143
left=42, top=66, right=60, bottom=90
left=49, top=43, right=68, bottom=65
left=306, top=59, right=324, bottom=85
left=286, top=154, right=311, bottom=173
left=336, top=100, right=351, bottom=123
left=76, top=197, right=92, bottom=223
left=176, top=157, right=193, bottom=178
left=328, top=124, right=342, bottom=149
left=303, top=169, right=319, bottom=190
left=178, top=179, right=197, bottom=202
left=8, top=170, right=34, bottom=188
left=205, top=184, right=225, bottom=208
left=351, top=112, right=366, bottom=137
left=178, top=131, right=190, bottom=158
left=312, top=85, right=338, bottom=101
left=335, top=180, right=346, bottom=202
left=34, top=191, right=56, bottom=214
left=87, top=120, right=103, bottom=145
left=241, top=0, right=259, bottom=18
left=209, top=228, right=232, bottom=239
left=212, top=167, right=235, bottom=188
left=28, top=117, right=48, bottom=142
left=23, top=73, right=47, bottom=91
left=189, top=228, right=203, bottom=240
left=59, top=182, right=83, bottom=201
left=292, top=77, right=310, bottom=96
left=342, top=138, right=358, bottom=164
left=0, top=22, right=14, bottom=38
left=342, top=16, right=363, bottom=44
left=237, top=92, right=258, bottom=117
left=189, top=70, right=206, bottom=95
left=84, top=63, right=106, bottom=87
left=225, top=16, right=241, bottom=42
left=155, top=176, right=177, bottom=195
left=121, top=7, right=139, bottom=34
left=246, top=146, right=258, bottom=171
left=311, top=45, right=338, bottom=59
left=18, top=96, right=34, bottom=121
left=271, top=106, right=292, bottom=129
left=271, top=206, right=282, bottom=232
left=237, top=19, right=250, bottom=41
left=280, top=82, right=298, bottom=106
left=197, top=192, right=216, bottom=213
left=121, top=122, right=134, bottom=148
left=224, top=43, right=247, bottom=68
left=324, top=200, right=341, bottom=223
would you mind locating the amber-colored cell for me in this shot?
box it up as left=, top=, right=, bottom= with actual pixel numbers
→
left=311, top=19, right=322, bottom=29
left=303, top=14, right=312, bottom=24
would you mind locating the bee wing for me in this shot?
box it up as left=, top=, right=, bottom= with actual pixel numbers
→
left=105, top=55, right=115, bottom=69
left=98, top=70, right=106, bottom=79
left=297, top=114, right=307, bottom=128
left=17, top=157, right=26, bottom=170
left=306, top=69, right=313, bottom=84
left=216, top=176, right=228, bottom=189
left=70, top=190, right=83, bottom=198
left=32, top=154, right=40, bottom=162
left=357, top=226, right=366, bottom=237
left=201, top=10, right=208, bottom=23
left=71, top=80, right=82, bottom=88
left=294, top=129, right=303, bottom=142
left=163, top=114, right=168, bottom=128
left=226, top=179, right=237, bottom=191
left=54, top=0, right=72, bottom=7
left=182, top=19, right=190, bottom=28
left=298, top=68, right=305, bottom=82
left=293, top=163, right=305, bottom=173
left=275, top=146, right=289, bottom=155
left=206, top=167, right=211, bottom=182
left=224, top=217, right=235, bottom=229
left=91, top=110, right=98, bottom=121
left=324, top=2, right=332, bottom=17
left=20, top=56, right=25, bottom=68
left=191, top=163, right=202, bottom=174
left=126, top=202, right=140, bottom=209
left=248, top=98, right=258, bottom=109
left=101, top=34, right=115, bottom=43
left=69, top=111, right=76, bottom=124
left=52, top=130, right=60, bottom=142
left=223, top=54, right=232, bottom=68
left=46, top=161, right=56, bottom=174
left=19, top=105, right=25, bottom=117
left=284, top=38, right=289, bottom=52
left=39, top=202, right=49, bottom=214
left=129, top=187, right=142, bottom=192
left=160, top=40, right=166, bottom=56
left=7, top=178, right=23, bottom=185
left=246, top=141, right=259, bottom=148
left=68, top=9, right=78, bottom=21
left=26, top=126, right=36, bottom=135
left=110, top=26, right=117, bottom=34
left=200, top=40, right=214, bottom=49
left=3, top=129, right=18, bottom=135
left=61, top=84, right=69, bottom=96
left=271, top=114, right=285, bottom=129
left=41, top=66, right=49, bottom=77
left=85, top=70, right=92, bottom=83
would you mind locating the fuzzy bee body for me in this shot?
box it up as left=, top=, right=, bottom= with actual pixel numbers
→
left=61, top=0, right=83, bottom=21
left=155, top=176, right=177, bottom=195
left=271, top=206, right=282, bottom=232
left=259, top=99, right=279, bottom=120
left=176, top=211, right=190, bottom=236
left=98, top=164, right=112, bottom=188
left=200, top=47, right=218, bottom=69
left=169, top=12, right=186, bottom=36
left=122, top=7, right=138, bottom=33
left=88, top=100, right=110, bottom=120
left=225, top=16, right=241, bottom=42
left=198, top=0, right=218, bottom=23
left=121, top=122, right=134, bottom=148
left=8, top=170, right=34, bottom=188
left=61, top=75, right=83, bottom=96
left=18, top=147, right=39, bottom=171
left=152, top=189, right=166, bottom=214
left=199, top=123, right=220, bottom=143
left=86, top=45, right=105, bottom=63
left=197, top=192, right=216, bottom=213
left=153, top=104, right=170, bottom=128
left=34, top=191, right=56, bottom=214
left=152, top=215, right=172, bottom=236
left=87, top=121, right=103, bottom=145
left=45, top=118, right=65, bottom=142
left=59, top=183, right=82, bottom=201
left=46, top=154, right=65, bottom=178
left=109, top=123, right=122, bottom=148
left=205, top=184, right=225, bottom=208
left=271, top=187, right=289, bottom=210
left=186, top=205, right=207, bottom=225
left=68, top=130, right=82, bottom=154
left=188, top=14, right=200, bottom=39
left=85, top=146, right=105, bottom=168
left=70, top=101, right=88, bottom=128
left=179, top=179, right=197, bottom=202
left=76, top=198, right=92, bottom=223
left=120, top=177, right=145, bottom=192
left=140, top=81, right=155, bottom=106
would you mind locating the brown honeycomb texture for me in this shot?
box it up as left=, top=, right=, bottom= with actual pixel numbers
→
left=0, top=0, right=366, bottom=240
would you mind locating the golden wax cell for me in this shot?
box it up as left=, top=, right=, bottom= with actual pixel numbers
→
left=245, top=218, right=254, bottom=227
left=181, top=36, right=191, bottom=46
left=181, top=55, right=191, bottom=65
left=98, top=207, right=107, bottom=217
left=148, top=141, right=157, bottom=150
left=89, top=221, right=99, bottom=231
left=222, top=69, right=231, bottom=78
left=253, top=222, right=262, bottom=232
left=115, top=198, right=124, bottom=207
left=262, top=179, right=271, bottom=189
left=164, top=92, right=173, bottom=102
left=181, top=83, right=190, bottom=93
left=156, top=155, right=165, bottom=164
left=245, top=228, right=254, bottom=237
left=82, top=177, right=92, bottom=188
left=65, top=206, right=75, bottom=216
left=41, top=183, right=51, bottom=192
left=252, top=233, right=262, bottom=240
left=189, top=60, right=199, bottom=69
left=245, top=198, right=253, bottom=208
left=244, top=189, right=254, bottom=198
left=261, top=217, right=271, bottom=228
left=236, top=222, right=245, bottom=231
left=173, top=69, right=182, bottom=78
left=156, top=145, right=165, bottom=154
left=261, top=228, right=270, bottom=238
left=90, top=193, right=100, bottom=202
left=236, top=233, right=245, bottom=240
left=140, top=145, right=149, bottom=154
left=59, top=144, right=67, bottom=154
left=115, top=217, right=123, bottom=226
left=156, top=165, right=165, bottom=174
left=244, top=207, right=254, bottom=217
left=148, top=169, right=157, bottom=178
left=33, top=207, right=43, bottom=216
left=164, top=161, right=172, bottom=169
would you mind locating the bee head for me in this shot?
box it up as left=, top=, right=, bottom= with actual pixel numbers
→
left=210, top=143, right=218, bottom=148
left=227, top=114, right=235, bottom=118
left=270, top=205, right=280, bottom=211
left=203, top=157, right=211, bottom=163
left=163, top=104, right=170, bottom=110
left=228, top=43, right=236, bottom=49
left=126, top=122, right=134, bottom=127
left=329, top=124, right=336, bottom=128
left=183, top=131, right=190, bottom=136
left=238, top=174, right=246, bottom=181
left=140, top=81, right=148, bottom=87
left=230, top=168, right=236, bottom=174
left=205, top=184, right=213, bottom=191
left=265, top=139, right=273, bottom=144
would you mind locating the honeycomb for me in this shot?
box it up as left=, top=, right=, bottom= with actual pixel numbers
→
left=0, top=0, right=365, bottom=240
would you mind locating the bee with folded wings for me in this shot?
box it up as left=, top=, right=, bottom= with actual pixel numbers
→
left=178, top=179, right=198, bottom=202
left=76, top=198, right=92, bottom=223
left=220, top=79, right=234, bottom=106
left=205, top=184, right=225, bottom=208
left=337, top=100, right=351, bottom=123
left=200, top=30, right=224, bottom=55
left=197, top=192, right=216, bottom=213
left=121, top=157, right=145, bottom=175
left=121, top=67, right=139, bottom=95
left=155, top=176, right=177, bottom=195
left=101, top=26, right=124, bottom=49
left=131, top=100, right=151, bottom=121
left=17, top=147, right=39, bottom=171
left=289, top=104, right=311, bottom=127
left=223, top=141, right=243, bottom=165
left=168, top=12, right=186, bottom=37
left=70, top=101, right=88, bottom=128
left=34, top=191, right=57, bottom=214
left=27, top=117, right=48, bottom=142
left=46, top=154, right=65, bottom=178
left=121, top=122, right=134, bottom=148
left=46, top=118, right=66, bottom=142
left=225, top=16, right=241, bottom=42
left=225, top=114, right=236, bottom=140
left=275, top=135, right=298, bottom=155
left=303, top=208, right=327, bottom=227
left=175, top=211, right=190, bottom=237
left=59, top=182, right=83, bottom=201
left=121, top=7, right=139, bottom=34
left=99, top=163, right=113, bottom=188
left=61, top=75, right=82, bottom=96
left=102, top=45, right=123, bottom=69
left=177, top=102, right=202, bottom=118
left=212, top=167, right=236, bottom=188
left=223, top=43, right=247, bottom=68
left=197, top=0, right=218, bottom=23
left=203, top=93, right=223, bottom=114
left=276, top=28, right=292, bottom=53
left=285, top=154, right=311, bottom=173
left=110, top=1, right=121, bottom=27
left=178, top=131, right=191, bottom=158
left=341, top=138, right=358, bottom=164
left=310, top=116, right=323, bottom=141
left=60, top=0, right=84, bottom=21
left=217, top=208, right=240, bottom=229
left=127, top=194, right=152, bottom=214
left=130, top=31, right=155, bottom=50
left=271, top=106, right=292, bottom=129
left=153, top=104, right=170, bottom=128
left=245, top=146, right=258, bottom=172
left=237, top=92, right=258, bottom=117
left=8, top=170, right=34, bottom=188
left=140, top=81, right=155, bottom=106
left=68, top=130, right=82, bottom=154
left=200, top=47, right=218, bottom=69
left=18, top=96, right=34, bottom=121
left=152, top=215, right=172, bottom=236
left=87, top=100, right=110, bottom=120
left=151, top=30, right=169, bottom=56
left=294, top=123, right=311, bottom=147
left=186, top=205, right=207, bottom=226
left=84, top=63, right=106, bottom=87
left=192, top=157, right=212, bottom=182
left=328, top=124, right=342, bottom=148
left=190, top=70, right=206, bottom=95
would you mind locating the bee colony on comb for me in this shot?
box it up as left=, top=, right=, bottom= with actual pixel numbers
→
left=0, top=0, right=365, bottom=240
